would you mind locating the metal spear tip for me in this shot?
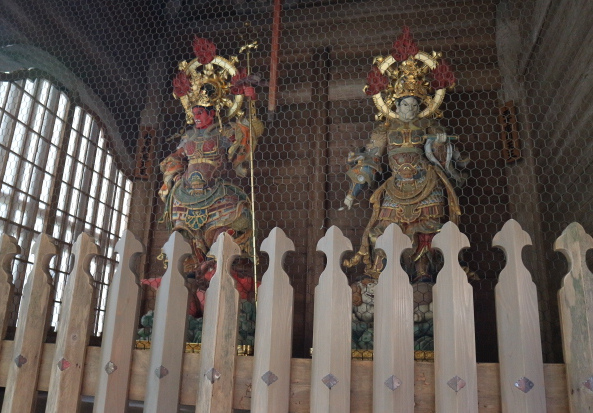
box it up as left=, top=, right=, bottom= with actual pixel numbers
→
left=239, top=41, right=259, bottom=53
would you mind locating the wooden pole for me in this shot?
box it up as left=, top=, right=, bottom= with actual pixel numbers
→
left=267, top=0, right=282, bottom=120
left=305, top=46, right=331, bottom=351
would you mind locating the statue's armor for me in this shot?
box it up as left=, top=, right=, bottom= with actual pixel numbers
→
left=161, top=124, right=252, bottom=255
left=380, top=125, right=444, bottom=235
left=343, top=119, right=463, bottom=277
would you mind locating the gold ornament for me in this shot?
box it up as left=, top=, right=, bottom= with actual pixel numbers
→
left=366, top=51, right=455, bottom=122
left=174, top=55, right=245, bottom=124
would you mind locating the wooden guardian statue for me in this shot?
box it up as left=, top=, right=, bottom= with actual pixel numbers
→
left=343, top=27, right=467, bottom=282
left=151, top=38, right=263, bottom=340
left=342, top=28, right=468, bottom=351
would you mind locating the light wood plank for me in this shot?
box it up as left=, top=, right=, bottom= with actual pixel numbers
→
left=195, top=232, right=241, bottom=413
left=310, top=226, right=352, bottom=413
left=2, top=234, right=56, bottom=413
left=251, top=227, right=295, bottom=413
left=144, top=231, right=192, bottom=413
left=93, top=230, right=145, bottom=413
left=46, top=232, right=99, bottom=413
left=0, top=234, right=20, bottom=340
left=373, top=223, right=414, bottom=413
left=555, top=222, right=593, bottom=412
left=492, top=219, right=546, bottom=412
left=0, top=340, right=572, bottom=412
left=432, top=222, right=478, bottom=413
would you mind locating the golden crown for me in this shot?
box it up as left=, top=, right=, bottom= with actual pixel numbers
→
left=173, top=38, right=245, bottom=124
left=364, top=28, right=456, bottom=121
left=389, top=56, right=431, bottom=100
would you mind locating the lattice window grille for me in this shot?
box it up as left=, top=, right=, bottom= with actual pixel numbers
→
left=0, top=77, right=132, bottom=335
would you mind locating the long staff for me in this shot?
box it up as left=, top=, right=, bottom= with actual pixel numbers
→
left=240, top=40, right=259, bottom=303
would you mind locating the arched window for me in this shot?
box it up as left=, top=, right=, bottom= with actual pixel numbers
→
left=0, top=77, right=132, bottom=335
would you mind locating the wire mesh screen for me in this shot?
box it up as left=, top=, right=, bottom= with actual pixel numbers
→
left=0, top=0, right=585, bottom=364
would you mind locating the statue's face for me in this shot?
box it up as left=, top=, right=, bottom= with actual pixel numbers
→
left=396, top=96, right=420, bottom=122
left=192, top=106, right=214, bottom=129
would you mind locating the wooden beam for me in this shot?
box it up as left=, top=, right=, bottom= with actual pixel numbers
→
left=0, top=340, right=571, bottom=412
left=305, top=46, right=331, bottom=351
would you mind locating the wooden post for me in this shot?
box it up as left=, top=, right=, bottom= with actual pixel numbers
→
left=305, top=46, right=331, bottom=351
left=373, top=224, right=414, bottom=413
left=2, top=234, right=56, bottom=413
left=196, top=232, right=241, bottom=413
left=432, top=222, right=478, bottom=413
left=93, top=230, right=145, bottom=413
left=310, top=226, right=352, bottom=413
left=0, top=233, right=20, bottom=339
left=46, top=232, right=99, bottom=413
left=251, top=227, right=295, bottom=413
left=493, top=219, right=546, bottom=412
left=144, top=231, right=192, bottom=413
left=267, top=0, right=282, bottom=119
left=555, top=222, right=593, bottom=412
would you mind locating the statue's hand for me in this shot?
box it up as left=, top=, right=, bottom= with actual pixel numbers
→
left=244, top=86, right=256, bottom=100
left=435, top=132, right=448, bottom=144
left=347, top=151, right=364, bottom=164
left=343, top=194, right=354, bottom=210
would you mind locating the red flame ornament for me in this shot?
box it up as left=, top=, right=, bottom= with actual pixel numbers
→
left=365, top=66, right=389, bottom=96
left=173, top=71, right=191, bottom=96
left=431, top=60, right=456, bottom=89
left=391, top=26, right=419, bottom=62
left=193, top=37, right=216, bottom=64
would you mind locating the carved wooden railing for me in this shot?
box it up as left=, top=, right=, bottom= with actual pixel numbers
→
left=0, top=220, right=591, bottom=412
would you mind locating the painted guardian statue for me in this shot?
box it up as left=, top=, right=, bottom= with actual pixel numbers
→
left=141, top=38, right=263, bottom=345
left=344, top=28, right=468, bottom=352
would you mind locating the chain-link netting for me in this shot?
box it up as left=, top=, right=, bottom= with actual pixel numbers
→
left=1, top=0, right=588, bottom=364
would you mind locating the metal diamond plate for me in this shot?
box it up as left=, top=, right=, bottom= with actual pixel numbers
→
left=322, top=373, right=338, bottom=389
left=14, top=354, right=27, bottom=368
left=447, top=376, right=466, bottom=392
left=514, top=377, right=534, bottom=393
left=261, top=370, right=278, bottom=386
left=155, top=365, right=169, bottom=379
left=105, top=361, right=117, bottom=375
left=57, top=358, right=71, bottom=371
left=384, top=375, right=402, bottom=391
left=206, top=367, right=221, bottom=384
left=583, top=376, right=593, bottom=392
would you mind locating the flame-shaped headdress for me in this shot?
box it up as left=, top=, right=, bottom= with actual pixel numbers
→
left=173, top=37, right=246, bottom=124
left=364, top=27, right=456, bottom=121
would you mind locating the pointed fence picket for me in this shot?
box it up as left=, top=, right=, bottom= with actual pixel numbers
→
left=310, top=226, right=353, bottom=413
left=251, top=227, right=295, bottom=413
left=373, top=223, right=414, bottom=413
left=46, top=232, right=99, bottom=413
left=1, top=221, right=592, bottom=412
left=2, top=234, right=56, bottom=413
left=0, top=234, right=19, bottom=340
left=432, top=222, right=478, bottom=413
left=93, top=230, right=145, bottom=413
left=555, top=223, right=593, bottom=412
left=144, top=231, right=192, bottom=413
left=196, top=232, right=242, bottom=413
left=493, top=219, right=546, bottom=412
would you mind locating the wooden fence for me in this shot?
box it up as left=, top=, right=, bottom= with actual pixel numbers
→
left=0, top=219, right=591, bottom=412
